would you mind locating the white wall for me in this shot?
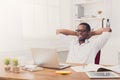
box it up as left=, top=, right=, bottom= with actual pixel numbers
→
left=100, top=0, right=120, bottom=65
left=0, top=0, right=28, bottom=52
left=0, top=0, right=72, bottom=52
left=0, top=0, right=120, bottom=65
left=22, top=0, right=61, bottom=39
left=22, top=0, right=73, bottom=50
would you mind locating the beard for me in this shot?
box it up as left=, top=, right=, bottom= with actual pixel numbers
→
left=78, top=35, right=85, bottom=42
left=78, top=38, right=85, bottom=42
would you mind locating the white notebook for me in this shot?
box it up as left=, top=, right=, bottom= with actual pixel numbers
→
left=86, top=72, right=120, bottom=79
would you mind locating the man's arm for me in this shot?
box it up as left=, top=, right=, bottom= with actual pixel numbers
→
left=89, top=27, right=112, bottom=38
left=56, top=29, right=77, bottom=36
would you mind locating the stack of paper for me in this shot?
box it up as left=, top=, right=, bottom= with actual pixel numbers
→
left=22, top=65, right=43, bottom=72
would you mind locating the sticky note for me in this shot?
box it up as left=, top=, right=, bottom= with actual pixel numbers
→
left=55, top=70, right=71, bottom=75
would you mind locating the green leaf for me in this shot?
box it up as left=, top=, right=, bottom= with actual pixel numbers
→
left=12, top=58, right=18, bottom=66
left=4, top=58, right=10, bottom=65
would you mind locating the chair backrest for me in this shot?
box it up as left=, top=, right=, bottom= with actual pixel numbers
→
left=95, top=50, right=101, bottom=64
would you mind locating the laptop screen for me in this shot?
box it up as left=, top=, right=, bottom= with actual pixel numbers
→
left=31, top=48, right=60, bottom=68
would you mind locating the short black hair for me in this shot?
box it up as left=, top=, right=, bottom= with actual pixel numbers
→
left=79, top=23, right=91, bottom=31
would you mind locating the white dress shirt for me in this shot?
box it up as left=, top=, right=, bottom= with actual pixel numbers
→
left=66, top=32, right=111, bottom=64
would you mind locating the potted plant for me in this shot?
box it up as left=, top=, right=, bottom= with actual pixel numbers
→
left=4, top=58, right=11, bottom=72
left=12, top=58, right=20, bottom=73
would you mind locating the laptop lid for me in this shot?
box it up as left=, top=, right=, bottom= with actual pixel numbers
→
left=31, top=48, right=61, bottom=69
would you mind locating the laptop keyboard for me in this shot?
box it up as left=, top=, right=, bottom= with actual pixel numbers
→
left=59, top=64, right=65, bottom=67
left=59, top=63, right=71, bottom=68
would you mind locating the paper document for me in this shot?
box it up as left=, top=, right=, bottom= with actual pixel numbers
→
left=22, top=65, right=43, bottom=72
left=71, top=64, right=120, bottom=73
left=71, top=64, right=102, bottom=72
left=106, top=65, right=120, bottom=73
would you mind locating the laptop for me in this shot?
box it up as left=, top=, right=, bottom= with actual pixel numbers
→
left=86, top=71, right=120, bottom=79
left=31, top=48, right=71, bottom=69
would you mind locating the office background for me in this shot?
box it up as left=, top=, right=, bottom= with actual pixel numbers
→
left=0, top=0, right=120, bottom=65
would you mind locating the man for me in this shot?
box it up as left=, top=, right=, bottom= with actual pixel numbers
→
left=56, top=23, right=112, bottom=64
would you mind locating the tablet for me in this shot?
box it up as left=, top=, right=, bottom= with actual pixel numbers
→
left=86, top=72, right=120, bottom=78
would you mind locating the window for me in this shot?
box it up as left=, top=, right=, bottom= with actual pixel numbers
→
left=22, top=0, right=60, bottom=39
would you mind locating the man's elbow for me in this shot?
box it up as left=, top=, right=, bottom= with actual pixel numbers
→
left=109, top=28, right=112, bottom=32
left=103, top=27, right=112, bottom=32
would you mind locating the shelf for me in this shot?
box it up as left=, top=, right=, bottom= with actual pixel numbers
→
left=75, top=17, right=104, bottom=21
left=75, top=0, right=103, bottom=5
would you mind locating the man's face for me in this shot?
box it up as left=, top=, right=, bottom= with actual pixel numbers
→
left=76, top=25, right=90, bottom=41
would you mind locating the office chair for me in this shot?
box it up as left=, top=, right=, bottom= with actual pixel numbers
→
left=95, top=50, right=101, bottom=64
left=94, top=18, right=104, bottom=64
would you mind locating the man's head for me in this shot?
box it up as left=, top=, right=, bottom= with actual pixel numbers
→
left=75, top=23, right=91, bottom=42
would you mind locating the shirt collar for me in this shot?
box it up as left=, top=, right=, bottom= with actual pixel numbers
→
left=77, top=39, right=89, bottom=45
left=85, top=39, right=89, bottom=43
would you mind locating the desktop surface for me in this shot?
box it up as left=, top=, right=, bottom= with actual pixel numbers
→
left=0, top=63, right=120, bottom=80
